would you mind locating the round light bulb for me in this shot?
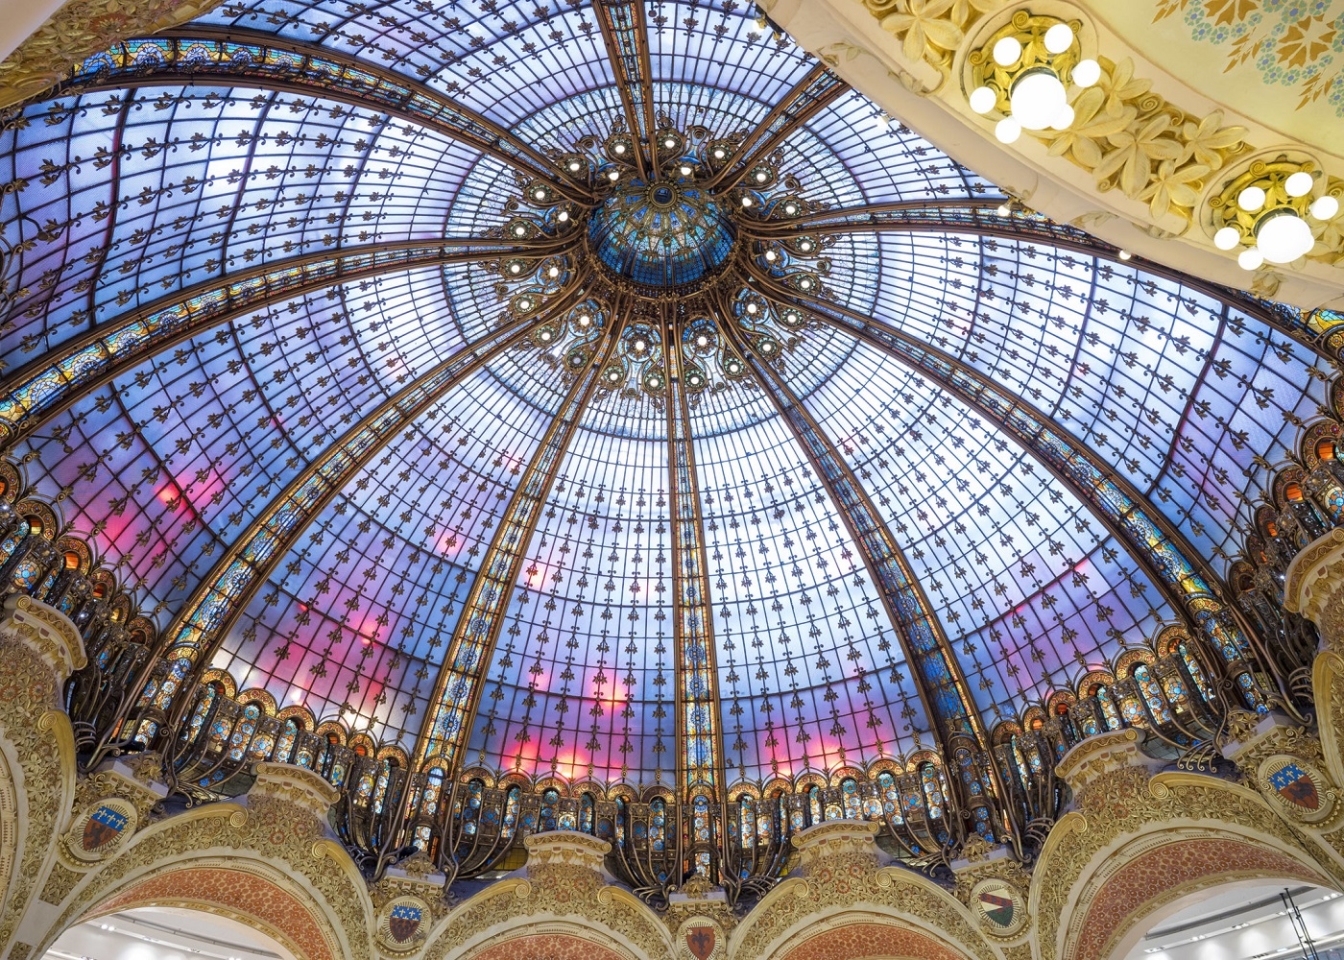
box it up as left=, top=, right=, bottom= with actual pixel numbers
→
left=614, top=143, right=627, bottom=154
left=742, top=196, right=753, bottom=207
left=1043, top=23, right=1074, bottom=55
left=518, top=298, right=532, bottom=310
left=799, top=276, right=814, bottom=289
left=1051, top=103, right=1075, bottom=130
left=799, top=239, right=814, bottom=252
left=755, top=170, right=768, bottom=182
left=568, top=160, right=581, bottom=172
left=607, top=169, right=620, bottom=181
left=761, top=341, right=774, bottom=353
left=969, top=86, right=997, bottom=115
left=746, top=303, right=759, bottom=315
left=513, top=225, right=526, bottom=236
left=539, top=330, right=552, bottom=341
left=578, top=314, right=591, bottom=327
left=1311, top=195, right=1340, bottom=220
left=689, top=374, right=702, bottom=385
left=995, top=116, right=1022, bottom=143
left=1072, top=59, right=1101, bottom=88
left=1237, top=185, right=1266, bottom=212
left=1010, top=68, right=1068, bottom=130
left=713, top=148, right=726, bottom=159
left=1255, top=209, right=1314, bottom=263
left=533, top=188, right=547, bottom=200
left=559, top=211, right=570, bottom=222
left=996, top=203, right=1011, bottom=217
left=664, top=137, right=677, bottom=149
left=993, top=36, right=1023, bottom=67
left=1213, top=226, right=1241, bottom=250
left=1285, top=171, right=1314, bottom=197
left=784, top=202, right=797, bottom=215
left=509, top=263, right=522, bottom=274
left=696, top=335, right=708, bottom=346
left=1238, top=247, right=1264, bottom=271
left=548, top=266, right=559, bottom=278
left=679, top=164, right=693, bottom=176
left=765, top=250, right=778, bottom=262
left=634, top=339, right=646, bottom=352
left=1118, top=249, right=1132, bottom=260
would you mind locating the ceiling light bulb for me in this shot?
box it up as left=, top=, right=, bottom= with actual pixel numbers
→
left=518, top=298, right=533, bottom=310
left=578, top=314, right=591, bottom=326
left=799, top=239, right=813, bottom=251
left=614, top=143, right=627, bottom=154
left=765, top=250, right=777, bottom=261
left=1213, top=226, right=1241, bottom=250
left=1311, top=195, right=1340, bottom=220
left=679, top=164, right=693, bottom=176
left=539, top=330, right=552, bottom=341
left=1072, top=58, right=1101, bottom=87
left=713, top=147, right=726, bottom=159
left=664, top=137, right=677, bottom=148
left=1043, top=23, right=1074, bottom=54
left=799, top=276, right=814, bottom=289
left=995, top=116, right=1022, bottom=143
left=1051, top=103, right=1075, bottom=129
left=1285, top=171, right=1314, bottom=197
left=509, top=263, right=522, bottom=274
left=559, top=210, right=570, bottom=222
left=1255, top=209, right=1314, bottom=263
left=996, top=203, right=1011, bottom=216
left=755, top=170, right=768, bottom=182
left=548, top=266, right=559, bottom=278
left=761, top=341, right=774, bottom=353
left=533, top=188, right=547, bottom=200
left=993, top=36, right=1023, bottom=67
left=1118, top=249, right=1132, bottom=260
left=1238, top=247, right=1264, bottom=270
left=1237, top=185, right=1266, bottom=212
left=696, top=335, right=709, bottom=346
left=607, top=169, right=620, bottom=181
left=746, top=303, right=759, bottom=314
left=741, top=196, right=753, bottom=207
left=568, top=160, right=581, bottom=172
left=969, top=86, right=997, bottom=115
left=784, top=202, right=797, bottom=214
left=1010, top=68, right=1068, bottom=130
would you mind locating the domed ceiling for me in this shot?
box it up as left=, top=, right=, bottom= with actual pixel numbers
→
left=0, top=0, right=1330, bottom=791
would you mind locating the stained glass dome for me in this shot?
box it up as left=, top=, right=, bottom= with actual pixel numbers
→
left=0, top=0, right=1329, bottom=804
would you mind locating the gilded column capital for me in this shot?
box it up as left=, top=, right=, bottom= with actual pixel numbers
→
left=1284, top=528, right=1344, bottom=650
left=1054, top=728, right=1163, bottom=795
left=0, top=594, right=85, bottom=683
left=789, top=819, right=883, bottom=876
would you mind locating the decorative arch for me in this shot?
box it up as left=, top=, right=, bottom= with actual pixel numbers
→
left=772, top=919, right=970, bottom=960
left=460, top=925, right=643, bottom=960
left=82, top=863, right=336, bottom=960
left=1063, top=832, right=1330, bottom=960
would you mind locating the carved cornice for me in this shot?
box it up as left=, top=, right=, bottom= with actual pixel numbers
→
left=761, top=0, right=1344, bottom=310
left=0, top=595, right=85, bottom=684
left=0, top=0, right=226, bottom=109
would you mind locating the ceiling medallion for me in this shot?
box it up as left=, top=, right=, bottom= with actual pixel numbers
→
left=481, top=123, right=834, bottom=397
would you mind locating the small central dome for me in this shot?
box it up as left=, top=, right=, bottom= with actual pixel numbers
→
left=587, top=178, right=736, bottom=289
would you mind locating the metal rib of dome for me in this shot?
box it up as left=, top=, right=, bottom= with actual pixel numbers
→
left=0, top=0, right=1329, bottom=812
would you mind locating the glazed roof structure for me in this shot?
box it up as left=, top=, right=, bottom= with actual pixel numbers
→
left=0, top=0, right=1331, bottom=791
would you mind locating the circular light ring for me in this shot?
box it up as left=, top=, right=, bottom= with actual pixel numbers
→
left=756, top=336, right=781, bottom=356
left=508, top=219, right=534, bottom=239
left=504, top=258, right=529, bottom=277
left=609, top=137, right=633, bottom=158
left=778, top=307, right=806, bottom=328
left=513, top=294, right=538, bottom=313
left=601, top=362, right=627, bottom=386
left=533, top=325, right=558, bottom=345
left=560, top=154, right=587, bottom=175
left=528, top=182, right=555, bottom=204
left=684, top=365, right=709, bottom=391
left=791, top=272, right=819, bottom=292
left=707, top=139, right=734, bottom=163
left=793, top=236, right=818, bottom=254
left=643, top=369, right=667, bottom=391
left=722, top=356, right=746, bottom=378
left=566, top=348, right=591, bottom=369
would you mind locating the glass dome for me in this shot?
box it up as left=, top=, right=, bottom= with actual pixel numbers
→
left=0, top=0, right=1328, bottom=799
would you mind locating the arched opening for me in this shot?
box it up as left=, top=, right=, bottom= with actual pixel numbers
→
left=1120, top=882, right=1344, bottom=960
left=46, top=906, right=295, bottom=960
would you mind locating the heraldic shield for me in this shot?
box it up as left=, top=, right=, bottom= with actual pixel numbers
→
left=83, top=804, right=128, bottom=851
left=388, top=903, right=423, bottom=943
left=686, top=926, right=716, bottom=960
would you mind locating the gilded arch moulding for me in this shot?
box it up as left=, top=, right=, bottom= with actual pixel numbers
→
left=1062, top=830, right=1331, bottom=960
left=1028, top=758, right=1336, bottom=960
left=0, top=597, right=82, bottom=958
left=729, top=822, right=1000, bottom=960
left=29, top=787, right=376, bottom=960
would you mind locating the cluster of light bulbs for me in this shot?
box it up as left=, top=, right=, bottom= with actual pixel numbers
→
left=969, top=23, right=1100, bottom=144
left=1214, top=171, right=1338, bottom=269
